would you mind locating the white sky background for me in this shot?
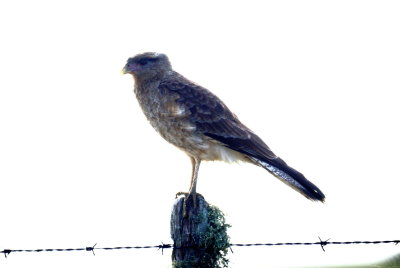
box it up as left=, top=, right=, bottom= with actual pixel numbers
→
left=0, top=1, right=399, bottom=267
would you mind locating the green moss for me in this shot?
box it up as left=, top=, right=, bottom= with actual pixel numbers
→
left=198, top=204, right=231, bottom=268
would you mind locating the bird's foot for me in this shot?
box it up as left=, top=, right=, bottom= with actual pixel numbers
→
left=175, top=192, right=203, bottom=217
left=176, top=192, right=203, bottom=204
left=175, top=191, right=188, bottom=199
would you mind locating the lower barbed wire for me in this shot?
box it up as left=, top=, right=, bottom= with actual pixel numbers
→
left=1, top=239, right=399, bottom=258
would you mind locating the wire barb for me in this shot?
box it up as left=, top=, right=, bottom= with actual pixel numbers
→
left=85, top=243, right=97, bottom=256
left=2, top=249, right=11, bottom=258
left=157, top=242, right=172, bottom=255
left=318, top=237, right=330, bottom=252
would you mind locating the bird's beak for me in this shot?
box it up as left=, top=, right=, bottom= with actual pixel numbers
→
left=122, top=62, right=140, bottom=75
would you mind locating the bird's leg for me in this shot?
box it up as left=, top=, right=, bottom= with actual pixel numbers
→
left=188, top=156, right=200, bottom=197
left=176, top=156, right=201, bottom=217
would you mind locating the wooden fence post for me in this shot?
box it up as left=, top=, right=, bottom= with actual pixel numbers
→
left=170, top=194, right=230, bottom=268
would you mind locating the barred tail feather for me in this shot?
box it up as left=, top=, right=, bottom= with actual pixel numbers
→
left=250, top=156, right=325, bottom=202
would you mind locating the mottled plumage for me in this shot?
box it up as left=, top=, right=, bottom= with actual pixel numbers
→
left=123, top=52, right=325, bottom=202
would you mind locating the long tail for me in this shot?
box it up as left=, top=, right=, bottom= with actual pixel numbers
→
left=249, top=156, right=325, bottom=202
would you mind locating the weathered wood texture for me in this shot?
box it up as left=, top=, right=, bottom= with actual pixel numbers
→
left=171, top=195, right=208, bottom=266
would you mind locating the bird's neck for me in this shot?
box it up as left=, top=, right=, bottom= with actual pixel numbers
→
left=134, top=76, right=159, bottom=90
left=133, top=70, right=173, bottom=88
left=133, top=77, right=160, bottom=99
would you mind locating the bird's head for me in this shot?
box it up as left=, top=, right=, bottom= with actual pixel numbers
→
left=122, top=52, right=171, bottom=80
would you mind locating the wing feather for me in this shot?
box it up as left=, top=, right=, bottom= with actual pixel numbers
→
left=159, top=75, right=277, bottom=160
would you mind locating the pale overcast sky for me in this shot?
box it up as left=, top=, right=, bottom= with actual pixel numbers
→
left=1, top=1, right=399, bottom=267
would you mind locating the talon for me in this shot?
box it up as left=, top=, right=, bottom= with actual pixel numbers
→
left=175, top=192, right=203, bottom=218
left=175, top=192, right=188, bottom=198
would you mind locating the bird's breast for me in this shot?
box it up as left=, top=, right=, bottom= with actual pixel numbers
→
left=135, top=85, right=200, bottom=147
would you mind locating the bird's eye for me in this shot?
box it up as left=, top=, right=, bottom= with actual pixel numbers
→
left=137, top=58, right=149, bottom=66
left=137, top=57, right=159, bottom=66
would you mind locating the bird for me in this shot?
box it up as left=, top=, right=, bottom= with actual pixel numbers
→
left=122, top=52, right=325, bottom=203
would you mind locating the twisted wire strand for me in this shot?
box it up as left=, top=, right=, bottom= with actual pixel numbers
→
left=1, top=239, right=398, bottom=258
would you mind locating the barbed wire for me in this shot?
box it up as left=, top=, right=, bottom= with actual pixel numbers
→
left=1, top=238, right=399, bottom=258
